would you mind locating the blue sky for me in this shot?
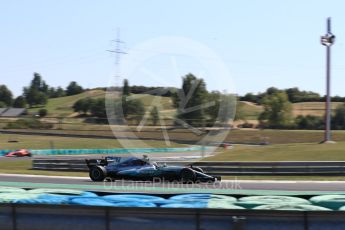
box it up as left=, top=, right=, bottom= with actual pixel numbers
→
left=1, top=0, right=345, bottom=96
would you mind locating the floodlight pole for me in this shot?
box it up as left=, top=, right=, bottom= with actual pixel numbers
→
left=325, top=40, right=331, bottom=142
left=320, top=18, right=335, bottom=143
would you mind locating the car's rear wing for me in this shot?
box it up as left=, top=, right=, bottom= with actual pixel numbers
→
left=85, top=156, right=123, bottom=168
left=85, top=159, right=107, bottom=168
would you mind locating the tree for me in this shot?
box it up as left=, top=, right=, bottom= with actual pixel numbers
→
left=259, top=91, right=293, bottom=128
left=266, top=87, right=281, bottom=96
left=66, top=81, right=84, bottom=96
left=333, top=103, right=345, bottom=130
left=119, top=79, right=145, bottom=123
left=130, top=85, right=174, bottom=97
left=30, top=72, right=48, bottom=93
left=13, top=96, right=27, bottom=108
left=295, top=115, right=323, bottom=130
left=126, top=98, right=145, bottom=123
left=241, top=93, right=258, bottom=103
left=55, top=87, right=66, bottom=98
left=24, top=88, right=47, bottom=107
left=38, top=108, right=48, bottom=117
left=239, top=87, right=324, bottom=105
left=285, top=87, right=300, bottom=103
left=295, top=115, right=324, bottom=130
left=174, top=74, right=208, bottom=127
left=0, top=85, right=13, bottom=106
left=90, top=98, right=106, bottom=118
left=121, top=79, right=130, bottom=117
left=36, top=91, right=47, bottom=105
left=331, top=95, right=345, bottom=102
left=73, top=99, right=84, bottom=114
left=48, top=87, right=55, bottom=98
left=48, top=86, right=66, bottom=98
left=73, top=98, right=95, bottom=114
left=123, top=79, right=130, bottom=96
left=203, top=91, right=236, bottom=126
left=0, top=101, right=6, bottom=108
left=23, top=73, right=49, bottom=107
left=285, top=87, right=321, bottom=103
left=150, top=106, right=159, bottom=126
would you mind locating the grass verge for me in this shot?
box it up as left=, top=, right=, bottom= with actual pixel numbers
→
left=206, top=142, right=345, bottom=161
left=0, top=134, right=186, bottom=149
left=4, top=128, right=345, bottom=145
left=0, top=159, right=87, bottom=177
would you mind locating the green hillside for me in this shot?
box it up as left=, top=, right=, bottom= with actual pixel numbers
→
left=28, top=90, right=105, bottom=117
left=292, top=102, right=343, bottom=116
left=237, top=101, right=344, bottom=120
left=27, top=90, right=176, bottom=118
left=26, top=90, right=343, bottom=121
left=237, top=101, right=263, bottom=120
left=129, top=94, right=175, bottom=118
left=207, top=141, right=345, bottom=162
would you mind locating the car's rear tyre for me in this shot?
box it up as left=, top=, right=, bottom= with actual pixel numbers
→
left=180, top=168, right=196, bottom=183
left=89, top=166, right=107, bottom=182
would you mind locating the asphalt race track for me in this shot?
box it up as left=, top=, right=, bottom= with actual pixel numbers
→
left=1, top=174, right=345, bottom=195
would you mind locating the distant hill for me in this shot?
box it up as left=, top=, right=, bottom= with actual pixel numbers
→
left=28, top=90, right=105, bottom=117
left=26, top=89, right=343, bottom=120
left=237, top=101, right=263, bottom=120
left=129, top=94, right=175, bottom=118
left=27, top=90, right=176, bottom=118
left=238, top=101, right=343, bottom=121
left=292, top=102, right=343, bottom=117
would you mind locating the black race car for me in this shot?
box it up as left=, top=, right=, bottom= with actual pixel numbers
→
left=85, top=156, right=220, bottom=183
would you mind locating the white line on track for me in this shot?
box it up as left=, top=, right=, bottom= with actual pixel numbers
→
left=0, top=173, right=88, bottom=180
left=223, top=179, right=345, bottom=184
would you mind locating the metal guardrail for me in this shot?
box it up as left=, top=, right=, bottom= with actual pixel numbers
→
left=1, top=203, right=345, bottom=230
left=32, top=159, right=345, bottom=176
left=33, top=158, right=88, bottom=171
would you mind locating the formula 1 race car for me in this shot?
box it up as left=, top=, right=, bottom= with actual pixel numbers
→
left=5, top=149, right=32, bottom=157
left=85, top=155, right=220, bottom=183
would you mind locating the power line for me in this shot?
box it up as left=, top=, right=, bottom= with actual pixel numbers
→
left=107, top=29, right=127, bottom=87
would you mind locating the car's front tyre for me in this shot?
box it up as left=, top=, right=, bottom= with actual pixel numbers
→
left=89, top=166, right=107, bottom=182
